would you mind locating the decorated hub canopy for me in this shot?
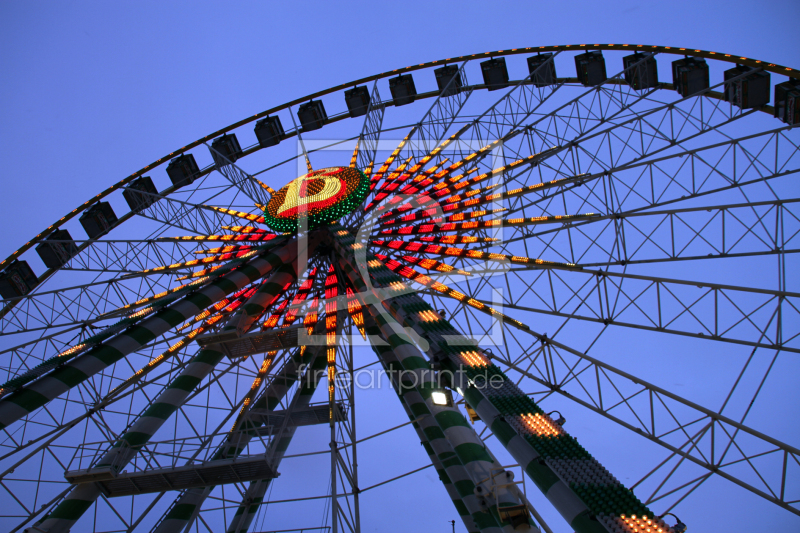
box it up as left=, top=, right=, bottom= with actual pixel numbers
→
left=262, top=166, right=369, bottom=232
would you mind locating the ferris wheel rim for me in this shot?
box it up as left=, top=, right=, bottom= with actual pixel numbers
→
left=1, top=43, right=796, bottom=281
left=0, top=42, right=798, bottom=532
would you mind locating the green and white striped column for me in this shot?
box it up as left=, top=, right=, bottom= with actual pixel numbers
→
left=382, top=290, right=665, bottom=533
left=234, top=263, right=298, bottom=334
left=361, top=312, right=479, bottom=533
left=1, top=238, right=304, bottom=433
left=327, top=225, right=671, bottom=533
left=360, top=299, right=537, bottom=533
left=34, top=347, right=231, bottom=532
left=331, top=234, right=537, bottom=532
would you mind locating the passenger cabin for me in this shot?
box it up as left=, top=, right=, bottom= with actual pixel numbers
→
left=211, top=133, right=242, bottom=166
left=254, top=116, right=284, bottom=147
left=623, top=52, right=659, bottom=90
left=672, top=57, right=709, bottom=97
left=435, top=65, right=462, bottom=96
left=0, top=261, right=38, bottom=299
left=166, top=154, right=200, bottom=188
left=344, top=86, right=371, bottom=117
left=527, top=53, right=557, bottom=87
left=79, top=202, right=118, bottom=239
left=481, top=57, right=509, bottom=91
left=724, top=65, right=770, bottom=109
left=123, top=176, right=158, bottom=213
left=36, top=229, right=78, bottom=269
left=389, top=74, right=417, bottom=106
left=297, top=100, right=327, bottom=132
left=575, top=51, right=607, bottom=87
left=774, top=80, right=800, bottom=125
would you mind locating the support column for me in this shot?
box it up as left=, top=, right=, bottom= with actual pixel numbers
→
left=359, top=303, right=538, bottom=533
left=328, top=225, right=670, bottom=533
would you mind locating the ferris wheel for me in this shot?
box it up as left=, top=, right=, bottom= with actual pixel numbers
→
left=0, top=44, right=798, bottom=533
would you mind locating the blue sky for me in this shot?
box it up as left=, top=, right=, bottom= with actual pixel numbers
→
left=1, top=1, right=798, bottom=532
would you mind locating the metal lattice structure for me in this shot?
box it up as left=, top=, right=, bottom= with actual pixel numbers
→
left=1, top=44, right=799, bottom=533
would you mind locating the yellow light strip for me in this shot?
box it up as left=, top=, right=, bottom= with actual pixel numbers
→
left=350, top=141, right=360, bottom=168
left=521, top=412, right=565, bottom=437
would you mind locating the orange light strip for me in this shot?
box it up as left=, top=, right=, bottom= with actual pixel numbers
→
left=304, top=296, right=320, bottom=334
left=377, top=253, right=470, bottom=276
left=175, top=263, right=225, bottom=281
left=380, top=212, right=600, bottom=236
left=350, top=141, right=360, bottom=168
left=345, top=286, right=366, bottom=339
left=137, top=249, right=258, bottom=275
left=521, top=412, right=565, bottom=437
left=262, top=298, right=291, bottom=329
left=324, top=265, right=339, bottom=408
left=193, top=245, right=255, bottom=255
left=255, top=178, right=275, bottom=195
left=417, top=235, right=497, bottom=245
left=207, top=205, right=266, bottom=224
left=460, top=350, right=490, bottom=368
left=372, top=239, right=576, bottom=269
left=440, top=183, right=501, bottom=205
left=221, top=226, right=270, bottom=234
left=374, top=256, right=529, bottom=331
left=164, top=233, right=280, bottom=242
left=362, top=161, right=374, bottom=178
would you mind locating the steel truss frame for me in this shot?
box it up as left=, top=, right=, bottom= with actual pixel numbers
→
left=0, top=45, right=797, bottom=533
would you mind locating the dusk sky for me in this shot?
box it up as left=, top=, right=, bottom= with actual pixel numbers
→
left=1, top=2, right=798, bottom=532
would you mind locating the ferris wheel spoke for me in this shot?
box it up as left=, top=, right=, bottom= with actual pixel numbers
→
left=332, top=225, right=679, bottom=532
left=358, top=314, right=498, bottom=533
left=29, top=279, right=290, bottom=532
left=56, top=239, right=214, bottom=274
left=495, top=197, right=800, bottom=268
left=0, top=272, right=187, bottom=337
left=439, top=257, right=800, bottom=353
left=134, top=193, right=256, bottom=236
left=211, top=155, right=271, bottom=206
left=570, top=126, right=796, bottom=216
left=0, top=240, right=303, bottom=435
left=357, top=299, right=539, bottom=532
left=495, top=83, right=767, bottom=207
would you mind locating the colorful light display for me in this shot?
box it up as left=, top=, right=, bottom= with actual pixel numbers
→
left=262, top=167, right=369, bottom=233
